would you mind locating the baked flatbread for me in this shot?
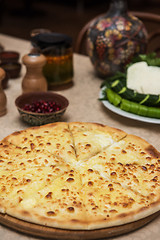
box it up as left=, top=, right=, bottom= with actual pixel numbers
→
left=0, top=122, right=159, bottom=230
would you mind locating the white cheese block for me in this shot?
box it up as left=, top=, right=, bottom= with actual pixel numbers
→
left=126, top=61, right=160, bottom=95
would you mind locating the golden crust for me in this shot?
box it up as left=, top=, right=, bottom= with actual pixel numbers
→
left=5, top=205, right=160, bottom=230
left=0, top=122, right=159, bottom=230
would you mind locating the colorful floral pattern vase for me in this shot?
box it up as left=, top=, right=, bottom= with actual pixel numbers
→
left=87, top=0, right=148, bottom=78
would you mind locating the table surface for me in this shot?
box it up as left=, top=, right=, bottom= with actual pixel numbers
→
left=0, top=33, right=159, bottom=240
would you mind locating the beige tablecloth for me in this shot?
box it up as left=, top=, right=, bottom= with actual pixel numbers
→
left=0, top=33, right=159, bottom=240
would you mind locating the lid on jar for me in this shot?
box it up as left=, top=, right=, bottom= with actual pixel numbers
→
left=31, top=32, right=72, bottom=50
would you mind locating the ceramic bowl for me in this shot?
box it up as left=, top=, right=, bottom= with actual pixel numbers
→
left=0, top=51, right=20, bottom=63
left=15, top=91, right=69, bottom=126
left=0, top=62, right=21, bottom=78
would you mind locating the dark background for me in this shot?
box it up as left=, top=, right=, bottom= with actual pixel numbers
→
left=0, top=0, right=160, bottom=52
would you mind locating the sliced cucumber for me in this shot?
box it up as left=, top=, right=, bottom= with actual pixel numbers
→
left=105, top=88, right=160, bottom=119
left=107, top=79, right=160, bottom=106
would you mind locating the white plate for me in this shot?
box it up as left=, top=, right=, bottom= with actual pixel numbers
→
left=99, top=88, right=160, bottom=124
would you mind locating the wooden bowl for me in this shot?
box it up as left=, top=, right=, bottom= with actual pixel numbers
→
left=15, top=91, right=69, bottom=126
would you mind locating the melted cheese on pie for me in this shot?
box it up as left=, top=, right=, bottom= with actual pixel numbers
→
left=69, top=122, right=126, bottom=161
left=4, top=122, right=76, bottom=164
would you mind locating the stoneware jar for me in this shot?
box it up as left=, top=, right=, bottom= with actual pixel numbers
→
left=87, top=0, right=148, bottom=78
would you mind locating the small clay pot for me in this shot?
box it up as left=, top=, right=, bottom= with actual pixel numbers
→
left=1, top=72, right=9, bottom=89
left=0, top=68, right=7, bottom=116
left=0, top=51, right=20, bottom=63
left=0, top=62, right=21, bottom=78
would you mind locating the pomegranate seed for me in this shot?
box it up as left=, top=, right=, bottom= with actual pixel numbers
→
left=23, top=100, right=62, bottom=113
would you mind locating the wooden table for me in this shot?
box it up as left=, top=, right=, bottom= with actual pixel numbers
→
left=0, top=33, right=159, bottom=240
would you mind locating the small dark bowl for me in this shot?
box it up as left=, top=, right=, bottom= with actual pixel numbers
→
left=0, top=51, right=20, bottom=63
left=0, top=62, right=21, bottom=78
left=15, top=91, right=69, bottom=126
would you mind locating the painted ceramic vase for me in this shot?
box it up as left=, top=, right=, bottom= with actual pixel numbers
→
left=87, top=0, right=148, bottom=78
